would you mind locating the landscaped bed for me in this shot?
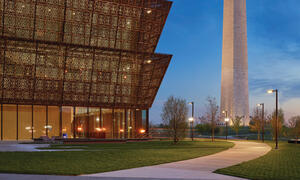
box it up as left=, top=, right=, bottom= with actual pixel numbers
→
left=215, top=141, right=300, bottom=180
left=0, top=140, right=233, bottom=175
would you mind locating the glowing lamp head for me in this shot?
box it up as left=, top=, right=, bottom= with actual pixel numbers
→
left=225, top=118, right=230, bottom=122
left=267, top=89, right=274, bottom=94
left=96, top=117, right=100, bottom=122
left=140, top=129, right=146, bottom=134
left=120, top=129, right=124, bottom=133
left=77, top=127, right=82, bottom=132
left=147, top=10, right=152, bottom=14
left=188, top=117, right=194, bottom=122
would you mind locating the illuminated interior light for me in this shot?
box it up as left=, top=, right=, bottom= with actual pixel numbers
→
left=96, top=117, right=100, bottom=122
left=145, top=60, right=152, bottom=64
left=147, top=10, right=152, bottom=14
left=120, top=129, right=124, bottom=132
left=139, top=129, right=146, bottom=134
left=123, top=75, right=127, bottom=79
left=77, top=127, right=82, bottom=131
left=73, top=12, right=76, bottom=15
left=129, top=126, right=132, bottom=129
left=48, top=9, right=51, bottom=12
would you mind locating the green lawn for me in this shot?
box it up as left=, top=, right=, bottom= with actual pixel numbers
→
left=0, top=140, right=233, bottom=175
left=215, top=141, right=300, bottom=180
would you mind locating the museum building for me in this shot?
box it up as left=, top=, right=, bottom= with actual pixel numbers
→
left=0, top=0, right=172, bottom=140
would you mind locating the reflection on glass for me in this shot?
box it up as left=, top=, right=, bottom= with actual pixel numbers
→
left=33, top=105, right=46, bottom=138
left=102, top=109, right=112, bottom=139
left=19, top=105, right=32, bottom=140
left=3, top=105, right=17, bottom=140
left=48, top=106, right=59, bottom=138
left=62, top=106, right=73, bottom=138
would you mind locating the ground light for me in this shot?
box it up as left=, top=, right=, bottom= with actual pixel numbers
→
left=268, top=89, right=279, bottom=149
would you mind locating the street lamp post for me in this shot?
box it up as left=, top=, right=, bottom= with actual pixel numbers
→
left=222, top=110, right=229, bottom=140
left=257, top=103, right=265, bottom=142
left=268, top=89, right=279, bottom=149
left=189, top=102, right=194, bottom=141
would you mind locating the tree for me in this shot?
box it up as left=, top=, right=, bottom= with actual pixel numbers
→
left=268, top=109, right=284, bottom=140
left=288, top=116, right=300, bottom=142
left=232, top=116, right=243, bottom=136
left=205, top=96, right=219, bottom=142
left=161, top=96, right=188, bottom=143
left=249, top=107, right=262, bottom=140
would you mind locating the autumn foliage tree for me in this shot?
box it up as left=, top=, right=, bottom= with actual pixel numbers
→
left=249, top=107, right=262, bottom=140
left=268, top=109, right=285, bottom=140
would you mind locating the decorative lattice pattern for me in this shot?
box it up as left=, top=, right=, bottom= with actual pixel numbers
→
left=0, top=38, right=171, bottom=108
left=1, top=0, right=172, bottom=53
left=0, top=0, right=172, bottom=109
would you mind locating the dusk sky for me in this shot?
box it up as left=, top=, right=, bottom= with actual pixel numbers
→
left=151, top=0, right=300, bottom=124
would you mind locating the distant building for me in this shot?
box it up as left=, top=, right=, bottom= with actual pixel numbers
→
left=221, top=0, right=249, bottom=125
left=0, top=0, right=172, bottom=140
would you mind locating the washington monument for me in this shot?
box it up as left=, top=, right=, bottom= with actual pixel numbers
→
left=221, top=0, right=249, bottom=125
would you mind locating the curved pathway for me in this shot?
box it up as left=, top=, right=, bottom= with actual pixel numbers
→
left=84, top=141, right=271, bottom=180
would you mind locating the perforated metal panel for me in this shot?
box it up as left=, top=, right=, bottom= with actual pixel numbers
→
left=0, top=0, right=172, bottom=109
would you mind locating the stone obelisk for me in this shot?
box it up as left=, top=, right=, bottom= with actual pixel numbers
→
left=221, top=0, right=249, bottom=125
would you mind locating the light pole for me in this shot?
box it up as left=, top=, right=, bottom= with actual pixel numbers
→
left=268, top=89, right=279, bottom=149
left=189, top=102, right=194, bottom=141
left=257, top=103, right=265, bottom=142
left=222, top=110, right=229, bottom=140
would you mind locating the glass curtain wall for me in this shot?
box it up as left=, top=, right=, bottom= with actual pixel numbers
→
left=18, top=105, right=32, bottom=140
left=102, top=109, right=112, bottom=139
left=75, top=107, right=88, bottom=138
left=114, top=109, right=125, bottom=139
left=48, top=106, right=59, bottom=138
left=3, top=105, right=17, bottom=140
left=62, top=106, right=73, bottom=138
left=0, top=106, right=146, bottom=140
left=89, top=107, right=101, bottom=138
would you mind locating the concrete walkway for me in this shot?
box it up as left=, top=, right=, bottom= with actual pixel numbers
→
left=84, top=141, right=271, bottom=180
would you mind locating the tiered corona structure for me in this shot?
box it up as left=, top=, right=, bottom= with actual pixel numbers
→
left=221, top=0, right=249, bottom=125
left=0, top=0, right=172, bottom=140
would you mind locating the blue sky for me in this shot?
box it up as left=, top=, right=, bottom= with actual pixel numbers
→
left=151, top=0, right=300, bottom=124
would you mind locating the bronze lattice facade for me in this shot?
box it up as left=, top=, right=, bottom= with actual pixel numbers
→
left=0, top=0, right=172, bottom=140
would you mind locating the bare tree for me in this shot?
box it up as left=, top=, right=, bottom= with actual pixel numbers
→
left=288, top=116, right=300, bottom=143
left=249, top=107, right=262, bottom=140
left=205, top=96, right=219, bottom=142
left=232, top=116, right=243, bottom=136
left=161, top=96, right=188, bottom=143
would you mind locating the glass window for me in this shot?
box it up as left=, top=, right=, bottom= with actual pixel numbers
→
left=102, top=109, right=112, bottom=139
left=114, top=109, right=125, bottom=139
left=33, top=106, right=46, bottom=138
left=19, top=105, right=32, bottom=140
left=48, top=106, right=60, bottom=138
left=89, top=107, right=100, bottom=138
left=62, top=106, right=73, bottom=138
left=75, top=107, right=88, bottom=138
left=3, top=104, right=17, bottom=140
